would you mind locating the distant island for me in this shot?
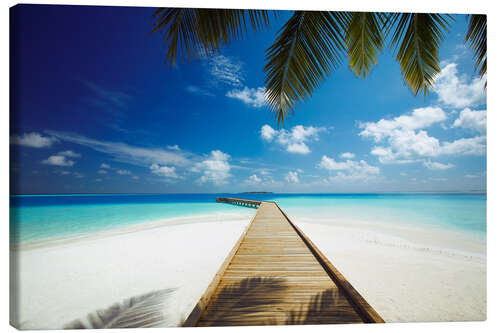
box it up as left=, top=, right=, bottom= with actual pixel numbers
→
left=240, top=192, right=274, bottom=194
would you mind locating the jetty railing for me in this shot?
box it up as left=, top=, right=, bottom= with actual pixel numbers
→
left=216, top=197, right=262, bottom=208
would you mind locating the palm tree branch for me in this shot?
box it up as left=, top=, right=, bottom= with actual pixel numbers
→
left=389, top=13, right=453, bottom=96
left=152, top=8, right=275, bottom=66
left=264, top=11, right=349, bottom=127
left=465, top=14, right=486, bottom=80
left=346, top=12, right=385, bottom=78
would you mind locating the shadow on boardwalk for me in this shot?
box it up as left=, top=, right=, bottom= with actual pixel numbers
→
left=196, top=277, right=357, bottom=326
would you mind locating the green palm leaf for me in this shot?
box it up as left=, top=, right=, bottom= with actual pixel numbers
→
left=465, top=14, right=486, bottom=81
left=152, top=8, right=202, bottom=66
left=152, top=8, right=273, bottom=66
left=264, top=11, right=349, bottom=126
left=345, top=12, right=386, bottom=78
left=389, top=13, right=453, bottom=96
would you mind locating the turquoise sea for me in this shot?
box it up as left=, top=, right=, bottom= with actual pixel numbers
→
left=10, top=193, right=486, bottom=244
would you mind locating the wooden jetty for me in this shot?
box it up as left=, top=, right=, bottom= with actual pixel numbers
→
left=183, top=198, right=384, bottom=327
left=216, top=197, right=261, bottom=208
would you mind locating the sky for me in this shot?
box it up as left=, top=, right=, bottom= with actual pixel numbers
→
left=10, top=5, right=487, bottom=194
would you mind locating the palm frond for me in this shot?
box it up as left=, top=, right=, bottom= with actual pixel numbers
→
left=264, top=11, right=349, bottom=127
left=152, top=8, right=274, bottom=67
left=152, top=8, right=202, bottom=67
left=345, top=12, right=386, bottom=78
left=389, top=13, right=453, bottom=96
left=465, top=14, right=486, bottom=82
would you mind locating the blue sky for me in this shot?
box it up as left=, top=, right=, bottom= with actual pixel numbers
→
left=10, top=5, right=486, bottom=194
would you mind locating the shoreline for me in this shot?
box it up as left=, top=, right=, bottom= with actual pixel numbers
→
left=11, top=210, right=486, bottom=328
left=11, top=211, right=254, bottom=251
left=292, top=218, right=486, bottom=322
left=11, top=214, right=255, bottom=329
left=291, top=215, right=486, bottom=259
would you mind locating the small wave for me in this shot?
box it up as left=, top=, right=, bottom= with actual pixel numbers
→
left=294, top=218, right=486, bottom=264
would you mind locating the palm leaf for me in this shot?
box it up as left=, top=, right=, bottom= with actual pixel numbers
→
left=264, top=11, right=349, bottom=127
left=345, top=12, right=386, bottom=78
left=388, top=13, right=453, bottom=96
left=465, top=14, right=486, bottom=82
left=152, top=8, right=273, bottom=66
left=152, top=8, right=202, bottom=67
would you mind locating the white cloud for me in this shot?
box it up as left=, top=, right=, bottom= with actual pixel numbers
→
left=319, top=156, right=354, bottom=170
left=285, top=171, right=299, bottom=183
left=286, top=142, right=310, bottom=154
left=185, top=85, right=214, bottom=97
left=246, top=174, right=262, bottom=183
left=440, top=136, right=486, bottom=156
left=150, top=164, right=180, bottom=179
left=132, top=175, right=139, bottom=180
left=208, top=55, right=243, bottom=87
left=100, top=163, right=111, bottom=169
left=368, top=129, right=441, bottom=164
left=360, top=107, right=485, bottom=164
left=226, top=87, right=266, bottom=108
left=116, top=169, right=131, bottom=175
left=423, top=160, right=455, bottom=170
left=318, top=156, right=380, bottom=182
left=359, top=107, right=447, bottom=142
left=83, top=81, right=132, bottom=109
left=260, top=125, right=277, bottom=142
left=11, top=132, right=58, bottom=148
left=400, top=172, right=408, bottom=176
left=465, top=174, right=480, bottom=178
left=260, top=124, right=325, bottom=154
left=369, top=133, right=486, bottom=163
left=433, top=63, right=486, bottom=108
left=167, top=144, right=180, bottom=151
left=42, top=155, right=75, bottom=167
left=429, top=177, right=448, bottom=182
left=452, top=108, right=486, bottom=134
left=192, top=150, right=231, bottom=185
left=58, top=150, right=81, bottom=158
left=56, top=170, right=84, bottom=178
left=259, top=169, right=271, bottom=175
left=46, top=131, right=190, bottom=167
left=340, top=152, right=355, bottom=159
left=328, top=172, right=375, bottom=182
left=97, top=169, right=108, bottom=174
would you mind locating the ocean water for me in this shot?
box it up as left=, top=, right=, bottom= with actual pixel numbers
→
left=10, top=193, right=486, bottom=245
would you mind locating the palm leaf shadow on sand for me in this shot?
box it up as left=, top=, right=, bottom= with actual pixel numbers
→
left=284, top=288, right=362, bottom=325
left=197, top=277, right=289, bottom=326
left=64, top=288, right=176, bottom=329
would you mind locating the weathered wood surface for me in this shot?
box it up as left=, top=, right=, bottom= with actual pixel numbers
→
left=184, top=201, right=384, bottom=327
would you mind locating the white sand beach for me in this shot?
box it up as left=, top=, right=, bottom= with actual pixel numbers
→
left=10, top=213, right=253, bottom=329
left=10, top=210, right=486, bottom=328
left=293, top=217, right=486, bottom=323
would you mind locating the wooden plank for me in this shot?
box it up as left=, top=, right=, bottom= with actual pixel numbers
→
left=182, top=199, right=383, bottom=327
left=275, top=203, right=385, bottom=324
left=181, top=206, right=260, bottom=326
